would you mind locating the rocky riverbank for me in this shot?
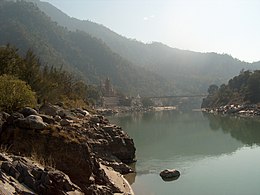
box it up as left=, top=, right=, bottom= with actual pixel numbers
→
left=97, top=106, right=177, bottom=116
left=0, top=103, right=136, bottom=194
left=202, top=104, right=260, bottom=117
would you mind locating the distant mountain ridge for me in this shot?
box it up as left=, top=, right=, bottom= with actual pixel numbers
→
left=29, top=0, right=260, bottom=94
left=0, top=0, right=174, bottom=96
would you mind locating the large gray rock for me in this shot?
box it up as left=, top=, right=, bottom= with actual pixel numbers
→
left=90, top=116, right=101, bottom=123
left=39, top=114, right=55, bottom=124
left=74, top=108, right=90, bottom=116
left=39, top=103, right=60, bottom=117
left=58, top=110, right=76, bottom=120
left=0, top=153, right=83, bottom=195
left=17, top=115, right=47, bottom=130
left=54, top=115, right=62, bottom=122
left=160, top=169, right=180, bottom=181
left=60, top=119, right=71, bottom=126
left=20, top=107, right=38, bottom=117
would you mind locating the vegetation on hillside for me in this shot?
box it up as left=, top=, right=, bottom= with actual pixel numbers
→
left=31, top=0, right=260, bottom=94
left=202, top=70, right=260, bottom=108
left=2, top=0, right=258, bottom=97
left=0, top=0, right=174, bottom=96
left=0, top=45, right=99, bottom=111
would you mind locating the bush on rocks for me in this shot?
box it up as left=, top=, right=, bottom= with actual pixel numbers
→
left=0, top=75, right=37, bottom=112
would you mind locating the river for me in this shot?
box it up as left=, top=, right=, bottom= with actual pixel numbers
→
left=109, top=110, right=260, bottom=195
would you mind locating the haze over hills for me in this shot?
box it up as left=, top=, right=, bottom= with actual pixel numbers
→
left=27, top=0, right=260, bottom=94
left=1, top=0, right=259, bottom=96
left=0, top=0, right=173, bottom=96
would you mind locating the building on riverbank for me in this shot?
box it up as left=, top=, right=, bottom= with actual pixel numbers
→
left=100, top=77, right=144, bottom=108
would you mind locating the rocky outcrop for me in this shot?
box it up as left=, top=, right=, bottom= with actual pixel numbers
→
left=0, top=153, right=83, bottom=195
left=20, top=107, right=38, bottom=117
left=0, top=104, right=136, bottom=194
left=203, top=104, right=260, bottom=117
left=16, top=115, right=47, bottom=130
left=86, top=120, right=136, bottom=164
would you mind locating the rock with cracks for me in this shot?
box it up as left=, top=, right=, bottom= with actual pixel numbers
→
left=0, top=105, right=136, bottom=194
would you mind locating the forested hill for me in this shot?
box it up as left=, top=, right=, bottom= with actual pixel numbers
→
left=202, top=70, right=260, bottom=108
left=0, top=0, right=173, bottom=96
left=28, top=0, right=260, bottom=94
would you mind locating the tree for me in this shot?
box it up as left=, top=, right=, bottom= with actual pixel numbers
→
left=207, top=84, right=219, bottom=95
left=20, top=49, right=41, bottom=88
left=0, top=75, right=37, bottom=112
left=0, top=44, right=24, bottom=77
left=246, top=70, right=260, bottom=103
left=0, top=45, right=101, bottom=106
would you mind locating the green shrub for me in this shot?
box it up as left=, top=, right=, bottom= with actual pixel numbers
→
left=0, top=75, right=37, bottom=112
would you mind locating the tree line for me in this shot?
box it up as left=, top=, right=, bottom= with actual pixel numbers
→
left=202, top=70, right=260, bottom=108
left=0, top=45, right=100, bottom=112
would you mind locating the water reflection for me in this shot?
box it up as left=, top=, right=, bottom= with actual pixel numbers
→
left=204, top=113, right=260, bottom=146
left=109, top=111, right=260, bottom=195
left=109, top=111, right=260, bottom=176
left=110, top=111, right=244, bottom=162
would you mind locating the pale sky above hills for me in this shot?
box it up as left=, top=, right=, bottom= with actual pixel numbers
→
left=44, top=0, right=260, bottom=63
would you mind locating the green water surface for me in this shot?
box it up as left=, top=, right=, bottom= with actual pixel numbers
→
left=109, top=111, right=260, bottom=195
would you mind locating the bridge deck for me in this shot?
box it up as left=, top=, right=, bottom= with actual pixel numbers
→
left=148, top=95, right=207, bottom=99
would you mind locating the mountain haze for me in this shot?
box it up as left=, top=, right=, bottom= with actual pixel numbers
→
left=0, top=0, right=173, bottom=96
left=31, top=0, right=260, bottom=94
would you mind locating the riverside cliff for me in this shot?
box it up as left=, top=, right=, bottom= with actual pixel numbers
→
left=0, top=104, right=135, bottom=194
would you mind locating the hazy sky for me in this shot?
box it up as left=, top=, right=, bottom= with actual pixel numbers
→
left=43, top=0, right=260, bottom=62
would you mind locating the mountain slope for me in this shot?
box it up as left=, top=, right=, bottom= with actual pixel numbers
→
left=32, top=0, right=260, bottom=94
left=0, top=0, right=173, bottom=96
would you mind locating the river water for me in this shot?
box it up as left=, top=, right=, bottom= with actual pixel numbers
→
left=109, top=110, right=260, bottom=195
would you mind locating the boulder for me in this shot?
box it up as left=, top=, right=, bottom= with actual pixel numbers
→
left=20, top=107, right=38, bottom=117
left=39, top=103, right=60, bottom=117
left=74, top=108, right=90, bottom=116
left=87, top=125, right=136, bottom=164
left=90, top=116, right=101, bottom=123
left=0, top=153, right=84, bottom=195
left=39, top=114, right=55, bottom=124
left=60, top=119, right=71, bottom=126
left=57, top=110, right=76, bottom=120
left=17, top=115, right=47, bottom=130
left=54, top=115, right=62, bottom=122
left=57, top=110, right=67, bottom=118
left=160, top=169, right=180, bottom=181
left=101, top=160, right=133, bottom=174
